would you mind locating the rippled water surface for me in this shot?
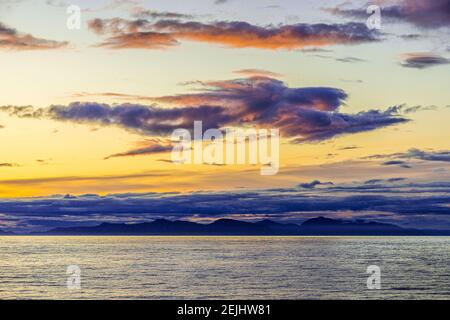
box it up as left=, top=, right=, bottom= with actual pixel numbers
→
left=0, top=236, right=449, bottom=299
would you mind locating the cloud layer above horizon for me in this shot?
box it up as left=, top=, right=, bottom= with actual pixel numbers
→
left=0, top=178, right=449, bottom=232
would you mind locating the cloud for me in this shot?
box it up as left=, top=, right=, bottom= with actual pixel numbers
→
left=400, top=53, right=450, bottom=69
left=339, top=78, right=363, bottom=83
left=338, top=145, right=360, bottom=150
left=0, top=22, right=68, bottom=50
left=0, top=179, right=449, bottom=232
left=298, top=180, right=334, bottom=189
left=383, top=160, right=405, bottom=165
left=72, top=91, right=154, bottom=102
left=130, top=7, right=195, bottom=20
left=45, top=0, right=68, bottom=8
left=328, top=0, right=450, bottom=29
left=0, top=172, right=168, bottom=186
left=366, top=148, right=450, bottom=164
left=233, top=69, right=282, bottom=78
left=105, top=139, right=173, bottom=159
left=1, top=77, right=408, bottom=143
left=404, top=148, right=450, bottom=162
left=311, top=54, right=367, bottom=64
left=382, top=160, right=411, bottom=168
left=88, top=17, right=381, bottom=50
left=335, top=56, right=366, bottom=63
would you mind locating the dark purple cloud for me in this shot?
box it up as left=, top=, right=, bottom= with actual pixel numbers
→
left=382, top=160, right=411, bottom=168
left=105, top=139, right=173, bottom=159
left=404, top=148, right=450, bottom=162
left=1, top=77, right=408, bottom=142
left=298, top=180, right=334, bottom=189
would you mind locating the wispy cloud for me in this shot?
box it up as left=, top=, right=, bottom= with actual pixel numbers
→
left=105, top=139, right=172, bottom=159
left=0, top=172, right=169, bottom=186
left=130, top=7, right=195, bottom=20
left=0, top=162, right=19, bottom=167
left=298, top=180, right=334, bottom=189
left=0, top=22, right=68, bottom=51
left=328, top=0, right=450, bottom=29
left=310, top=54, right=367, bottom=64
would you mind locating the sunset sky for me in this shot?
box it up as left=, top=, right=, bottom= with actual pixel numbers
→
left=0, top=0, right=449, bottom=232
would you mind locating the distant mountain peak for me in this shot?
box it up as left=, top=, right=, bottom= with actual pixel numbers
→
left=212, top=218, right=251, bottom=225
left=302, top=216, right=338, bottom=226
left=256, top=219, right=280, bottom=225
left=299, top=216, right=416, bottom=235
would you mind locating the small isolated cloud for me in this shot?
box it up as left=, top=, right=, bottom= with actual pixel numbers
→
left=335, top=56, right=367, bottom=63
left=233, top=69, right=282, bottom=78
left=339, top=79, right=363, bottom=84
left=364, top=177, right=406, bottom=184
left=338, top=145, right=360, bottom=150
left=301, top=47, right=333, bottom=53
left=105, top=139, right=173, bottom=159
left=130, top=7, right=195, bottom=20
left=382, top=160, right=411, bottom=168
left=0, top=162, right=19, bottom=167
left=88, top=17, right=380, bottom=50
left=400, top=53, right=450, bottom=69
left=298, top=180, right=334, bottom=189
left=383, top=160, right=407, bottom=165
left=366, top=148, right=450, bottom=164
left=0, top=22, right=68, bottom=51
left=45, top=0, right=68, bottom=8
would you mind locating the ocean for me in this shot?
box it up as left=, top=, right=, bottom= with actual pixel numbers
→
left=0, top=236, right=449, bottom=299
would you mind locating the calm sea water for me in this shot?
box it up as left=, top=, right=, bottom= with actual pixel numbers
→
left=0, top=236, right=449, bottom=299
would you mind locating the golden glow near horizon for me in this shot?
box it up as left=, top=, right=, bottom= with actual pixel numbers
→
left=0, top=0, right=449, bottom=198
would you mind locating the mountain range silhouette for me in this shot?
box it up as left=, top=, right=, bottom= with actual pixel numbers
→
left=6, top=216, right=445, bottom=236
